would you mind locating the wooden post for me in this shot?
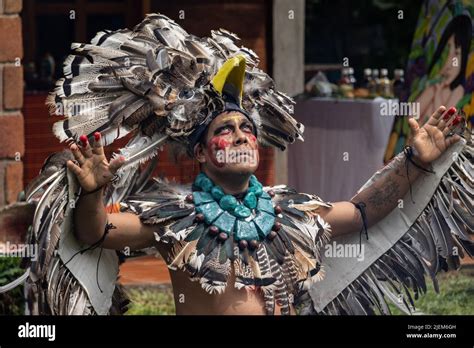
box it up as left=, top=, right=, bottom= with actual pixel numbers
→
left=272, top=0, right=305, bottom=185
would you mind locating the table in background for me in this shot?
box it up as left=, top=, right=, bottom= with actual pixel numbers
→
left=288, top=97, right=395, bottom=202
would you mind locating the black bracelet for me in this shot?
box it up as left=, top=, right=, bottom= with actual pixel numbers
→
left=403, top=146, right=435, bottom=203
left=65, top=221, right=116, bottom=293
left=79, top=185, right=106, bottom=196
left=351, top=201, right=369, bottom=250
left=403, top=146, right=435, bottom=174
left=65, top=221, right=115, bottom=265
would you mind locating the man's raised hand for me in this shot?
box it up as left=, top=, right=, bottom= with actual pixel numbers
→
left=66, top=132, right=126, bottom=193
left=408, top=106, right=463, bottom=165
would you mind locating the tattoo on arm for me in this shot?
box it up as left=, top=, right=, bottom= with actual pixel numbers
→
left=351, top=151, right=423, bottom=227
left=367, top=176, right=401, bottom=208
left=394, top=163, right=407, bottom=178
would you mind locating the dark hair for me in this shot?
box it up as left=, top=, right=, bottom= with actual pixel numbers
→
left=428, top=15, right=472, bottom=90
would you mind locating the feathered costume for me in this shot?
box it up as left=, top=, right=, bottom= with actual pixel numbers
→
left=0, top=14, right=472, bottom=316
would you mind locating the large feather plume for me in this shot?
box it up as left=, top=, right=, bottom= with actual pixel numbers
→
left=47, top=13, right=304, bottom=189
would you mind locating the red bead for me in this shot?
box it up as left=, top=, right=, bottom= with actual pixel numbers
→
left=195, top=213, right=204, bottom=222
left=185, top=194, right=194, bottom=202
left=79, top=135, right=88, bottom=145
left=249, top=240, right=259, bottom=249
left=218, top=232, right=228, bottom=241
left=443, top=112, right=451, bottom=121
left=238, top=240, right=248, bottom=249
left=274, top=205, right=282, bottom=215
left=267, top=231, right=277, bottom=240
left=94, top=132, right=101, bottom=141
left=272, top=222, right=281, bottom=231
left=268, top=190, right=275, bottom=197
left=209, top=225, right=219, bottom=236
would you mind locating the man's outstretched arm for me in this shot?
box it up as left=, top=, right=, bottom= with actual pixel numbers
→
left=67, top=132, right=156, bottom=251
left=320, top=151, right=424, bottom=237
left=73, top=185, right=156, bottom=250
left=319, top=105, right=463, bottom=237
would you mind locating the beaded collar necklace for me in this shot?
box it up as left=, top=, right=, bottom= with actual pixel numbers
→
left=187, top=172, right=282, bottom=250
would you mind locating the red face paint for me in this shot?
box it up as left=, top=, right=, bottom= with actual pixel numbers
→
left=208, top=135, right=231, bottom=167
left=218, top=138, right=230, bottom=150
left=205, top=117, right=259, bottom=168
left=210, top=136, right=230, bottom=150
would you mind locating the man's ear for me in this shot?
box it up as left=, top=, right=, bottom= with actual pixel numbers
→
left=194, top=143, right=206, bottom=163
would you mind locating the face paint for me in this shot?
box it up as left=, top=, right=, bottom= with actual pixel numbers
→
left=219, top=115, right=244, bottom=124
left=203, top=111, right=259, bottom=169
left=210, top=135, right=231, bottom=150
left=208, top=135, right=231, bottom=167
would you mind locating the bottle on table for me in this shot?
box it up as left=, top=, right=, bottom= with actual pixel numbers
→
left=370, top=68, right=379, bottom=97
left=392, top=69, right=405, bottom=100
left=339, top=67, right=354, bottom=98
left=379, top=68, right=392, bottom=97
left=347, top=67, right=356, bottom=87
left=362, top=68, right=372, bottom=89
left=339, top=68, right=350, bottom=85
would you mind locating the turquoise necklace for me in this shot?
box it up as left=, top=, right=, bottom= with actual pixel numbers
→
left=188, top=172, right=281, bottom=249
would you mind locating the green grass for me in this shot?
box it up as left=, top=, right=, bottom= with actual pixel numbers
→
left=390, top=267, right=474, bottom=315
left=0, top=257, right=25, bottom=315
left=124, top=267, right=474, bottom=315
left=125, top=285, right=176, bottom=315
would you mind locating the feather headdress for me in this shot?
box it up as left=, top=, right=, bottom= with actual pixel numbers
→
left=46, top=13, right=304, bottom=188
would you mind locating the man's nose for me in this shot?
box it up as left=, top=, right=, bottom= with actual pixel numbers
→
left=234, top=128, right=248, bottom=145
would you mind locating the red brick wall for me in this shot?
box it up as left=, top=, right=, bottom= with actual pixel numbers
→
left=0, top=0, right=24, bottom=206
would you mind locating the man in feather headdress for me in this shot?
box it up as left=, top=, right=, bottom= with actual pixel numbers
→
left=1, top=14, right=471, bottom=315
left=66, top=62, right=468, bottom=315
